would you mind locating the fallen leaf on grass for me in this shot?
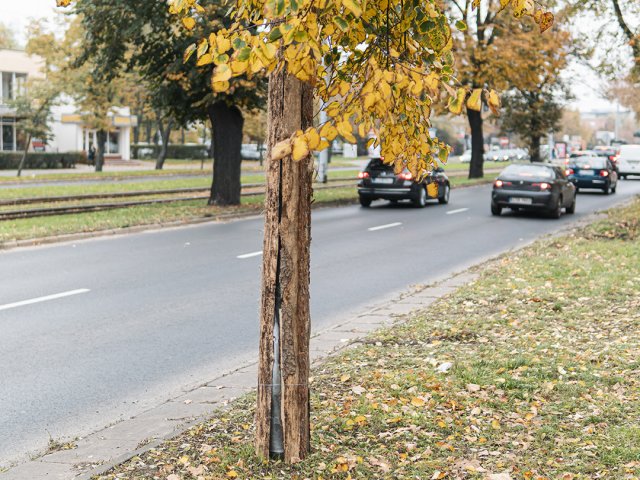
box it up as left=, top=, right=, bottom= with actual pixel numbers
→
left=487, top=473, right=512, bottom=480
left=352, top=385, right=365, bottom=395
left=466, top=383, right=481, bottom=392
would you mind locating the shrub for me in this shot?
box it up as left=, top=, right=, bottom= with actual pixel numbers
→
left=0, top=152, right=86, bottom=170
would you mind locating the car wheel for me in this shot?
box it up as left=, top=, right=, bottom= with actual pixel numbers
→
left=491, top=202, right=502, bottom=216
left=359, top=196, right=372, bottom=207
left=550, top=197, right=562, bottom=219
left=604, top=185, right=611, bottom=195
left=413, top=187, right=427, bottom=208
left=438, top=183, right=450, bottom=204
left=566, top=195, right=576, bottom=214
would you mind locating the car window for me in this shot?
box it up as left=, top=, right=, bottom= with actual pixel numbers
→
left=573, top=157, right=606, bottom=168
left=501, top=164, right=554, bottom=179
left=367, top=158, right=393, bottom=171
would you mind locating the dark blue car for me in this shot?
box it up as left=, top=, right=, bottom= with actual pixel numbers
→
left=567, top=156, right=618, bottom=194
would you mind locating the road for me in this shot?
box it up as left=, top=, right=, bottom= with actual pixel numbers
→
left=1, top=180, right=639, bottom=467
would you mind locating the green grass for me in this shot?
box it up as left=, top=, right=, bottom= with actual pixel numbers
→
left=95, top=199, right=640, bottom=480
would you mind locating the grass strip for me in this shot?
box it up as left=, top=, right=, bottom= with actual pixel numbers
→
left=97, top=199, right=640, bottom=480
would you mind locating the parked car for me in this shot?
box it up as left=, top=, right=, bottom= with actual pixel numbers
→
left=593, top=147, right=620, bottom=172
left=617, top=144, right=640, bottom=179
left=241, top=143, right=265, bottom=161
left=459, top=151, right=471, bottom=163
left=566, top=156, right=618, bottom=194
left=487, top=149, right=512, bottom=162
left=357, top=157, right=450, bottom=208
left=491, top=163, right=576, bottom=218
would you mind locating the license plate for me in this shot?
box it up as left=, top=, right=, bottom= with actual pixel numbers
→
left=510, top=197, right=533, bottom=205
left=579, top=169, right=594, bottom=176
left=373, top=178, right=394, bottom=184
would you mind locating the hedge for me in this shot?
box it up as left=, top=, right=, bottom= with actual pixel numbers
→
left=131, top=144, right=209, bottom=160
left=0, top=152, right=86, bottom=170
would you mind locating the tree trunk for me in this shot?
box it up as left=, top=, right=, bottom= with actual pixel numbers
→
left=208, top=101, right=243, bottom=205
left=16, top=133, right=32, bottom=177
left=467, top=108, right=484, bottom=179
left=95, top=129, right=107, bottom=172
left=255, top=70, right=314, bottom=463
left=155, top=117, right=173, bottom=170
left=529, top=135, right=541, bottom=163
left=145, top=120, right=152, bottom=145
left=132, top=108, right=142, bottom=159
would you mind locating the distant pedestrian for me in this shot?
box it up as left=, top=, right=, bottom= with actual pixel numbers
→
left=88, top=145, right=96, bottom=165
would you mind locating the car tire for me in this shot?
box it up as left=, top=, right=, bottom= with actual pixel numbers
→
left=359, top=196, right=372, bottom=207
left=550, top=197, right=562, bottom=219
left=604, top=185, right=611, bottom=195
left=491, top=202, right=502, bottom=216
left=621, top=174, right=627, bottom=180
left=438, top=183, right=450, bottom=204
left=413, top=187, right=428, bottom=208
left=566, top=195, right=576, bottom=214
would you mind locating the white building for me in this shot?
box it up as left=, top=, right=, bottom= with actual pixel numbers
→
left=0, top=48, right=136, bottom=160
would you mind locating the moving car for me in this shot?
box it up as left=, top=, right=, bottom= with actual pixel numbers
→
left=566, top=156, right=618, bottom=194
left=617, top=144, right=640, bottom=179
left=491, top=163, right=576, bottom=218
left=357, top=158, right=450, bottom=208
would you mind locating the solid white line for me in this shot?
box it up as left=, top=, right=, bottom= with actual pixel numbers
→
left=368, top=222, right=402, bottom=232
left=237, top=251, right=263, bottom=259
left=0, top=289, right=91, bottom=312
left=447, top=208, right=469, bottom=215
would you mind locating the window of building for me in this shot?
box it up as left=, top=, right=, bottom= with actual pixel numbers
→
left=1, top=72, right=28, bottom=102
left=2, top=122, right=15, bottom=151
left=108, top=130, right=119, bottom=154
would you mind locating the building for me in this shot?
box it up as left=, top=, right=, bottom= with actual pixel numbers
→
left=0, top=48, right=136, bottom=160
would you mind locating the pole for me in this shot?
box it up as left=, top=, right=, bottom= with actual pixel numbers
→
left=317, top=108, right=329, bottom=183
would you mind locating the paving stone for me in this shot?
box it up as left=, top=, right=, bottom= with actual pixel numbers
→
left=173, top=385, right=249, bottom=406
left=206, top=366, right=257, bottom=390
left=39, top=436, right=134, bottom=466
left=351, top=314, right=391, bottom=325
left=97, top=414, right=181, bottom=443
left=437, top=272, right=479, bottom=289
left=0, top=459, right=76, bottom=480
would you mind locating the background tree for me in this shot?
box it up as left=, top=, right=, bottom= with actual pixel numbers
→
left=0, top=22, right=19, bottom=49
left=446, top=1, right=555, bottom=177
left=72, top=0, right=266, bottom=202
left=497, top=18, right=571, bottom=162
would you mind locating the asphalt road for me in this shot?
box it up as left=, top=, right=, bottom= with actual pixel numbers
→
left=1, top=180, right=639, bottom=467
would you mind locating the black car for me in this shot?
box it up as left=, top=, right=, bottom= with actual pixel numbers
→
left=491, top=163, right=576, bottom=218
left=567, top=156, right=618, bottom=194
left=357, top=158, right=450, bottom=208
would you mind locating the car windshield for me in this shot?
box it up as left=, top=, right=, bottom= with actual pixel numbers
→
left=501, top=164, right=553, bottom=179
left=367, top=158, right=393, bottom=171
left=573, top=157, right=606, bottom=168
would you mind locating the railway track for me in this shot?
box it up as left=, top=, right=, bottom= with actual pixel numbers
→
left=0, top=180, right=357, bottom=221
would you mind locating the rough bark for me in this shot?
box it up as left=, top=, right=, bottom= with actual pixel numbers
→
left=467, top=108, right=484, bottom=179
left=155, top=116, right=173, bottom=170
left=95, top=129, right=107, bottom=172
left=16, top=133, right=32, bottom=178
left=529, top=135, right=542, bottom=163
left=208, top=101, right=244, bottom=206
left=255, top=70, right=314, bottom=463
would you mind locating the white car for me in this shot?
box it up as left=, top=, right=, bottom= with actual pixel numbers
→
left=617, top=144, right=640, bottom=179
left=459, top=151, right=471, bottom=163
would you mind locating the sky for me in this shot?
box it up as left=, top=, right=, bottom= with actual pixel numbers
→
left=0, top=0, right=625, bottom=114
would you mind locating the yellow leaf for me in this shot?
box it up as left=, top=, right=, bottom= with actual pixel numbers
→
left=179, top=455, right=190, bottom=464
left=512, top=0, right=534, bottom=18
left=427, top=182, right=438, bottom=197
left=211, top=80, right=229, bottom=93
left=317, top=139, right=330, bottom=151
left=466, top=88, right=482, bottom=111
left=56, top=0, right=72, bottom=6
left=411, top=397, right=425, bottom=407
left=183, top=43, right=197, bottom=63
left=292, top=136, right=309, bottom=161
left=487, top=89, right=501, bottom=115
left=305, top=128, right=321, bottom=150
left=337, top=121, right=356, bottom=143
left=320, top=123, right=339, bottom=141
left=499, top=0, right=511, bottom=11
left=341, top=0, right=362, bottom=17
left=182, top=17, right=196, bottom=31
left=491, top=419, right=501, bottom=429
left=230, top=61, right=249, bottom=75
left=538, top=12, right=554, bottom=33
left=448, top=88, right=466, bottom=115
left=424, top=72, right=440, bottom=95
left=227, top=470, right=238, bottom=478
left=196, top=54, right=213, bottom=66
left=271, top=140, right=292, bottom=161
left=212, top=64, right=232, bottom=83
left=217, top=36, right=232, bottom=54
left=340, top=374, right=351, bottom=382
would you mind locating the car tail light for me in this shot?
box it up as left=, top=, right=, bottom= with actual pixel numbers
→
left=358, top=171, right=370, bottom=179
left=600, top=170, right=609, bottom=177
left=398, top=171, right=413, bottom=180
left=533, top=182, right=551, bottom=190
left=494, top=179, right=503, bottom=188
left=566, top=168, right=574, bottom=175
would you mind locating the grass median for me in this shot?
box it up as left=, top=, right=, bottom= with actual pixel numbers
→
left=97, top=198, right=640, bottom=480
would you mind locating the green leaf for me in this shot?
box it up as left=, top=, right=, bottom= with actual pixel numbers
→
left=333, top=16, right=349, bottom=32
left=268, top=27, right=282, bottom=42
left=455, top=20, right=467, bottom=31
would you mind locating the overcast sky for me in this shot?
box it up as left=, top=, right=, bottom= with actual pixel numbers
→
left=0, top=0, right=622, bottom=113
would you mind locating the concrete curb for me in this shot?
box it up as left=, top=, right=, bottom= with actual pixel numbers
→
left=0, top=269, right=479, bottom=480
